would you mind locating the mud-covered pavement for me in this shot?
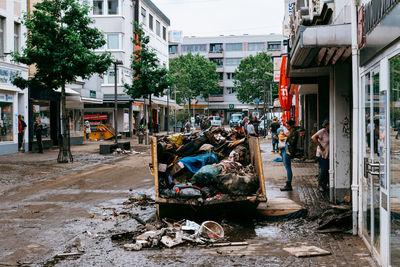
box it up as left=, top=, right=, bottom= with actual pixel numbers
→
left=0, top=139, right=376, bottom=266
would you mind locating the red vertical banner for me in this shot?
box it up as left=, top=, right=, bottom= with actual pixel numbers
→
left=278, top=55, right=292, bottom=125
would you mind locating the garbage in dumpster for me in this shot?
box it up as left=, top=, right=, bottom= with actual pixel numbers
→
left=155, top=127, right=264, bottom=203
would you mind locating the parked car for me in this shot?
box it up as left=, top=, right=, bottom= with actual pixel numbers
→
left=210, top=116, right=222, bottom=127
left=229, top=113, right=243, bottom=128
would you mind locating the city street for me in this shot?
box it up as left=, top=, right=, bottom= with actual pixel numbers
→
left=0, top=138, right=376, bottom=266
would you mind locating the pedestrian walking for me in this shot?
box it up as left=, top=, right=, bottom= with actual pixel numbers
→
left=240, top=117, right=249, bottom=136
left=312, top=120, right=330, bottom=192
left=84, top=121, right=91, bottom=140
left=269, top=117, right=280, bottom=152
left=247, top=120, right=258, bottom=137
left=18, top=115, right=27, bottom=152
left=184, top=119, right=191, bottom=133
left=280, top=120, right=299, bottom=191
left=34, top=119, right=43, bottom=153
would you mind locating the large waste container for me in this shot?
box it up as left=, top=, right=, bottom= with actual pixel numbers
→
left=150, top=128, right=266, bottom=219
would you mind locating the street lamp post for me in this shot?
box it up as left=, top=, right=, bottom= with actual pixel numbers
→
left=174, top=85, right=177, bottom=133
left=263, top=80, right=267, bottom=138
left=166, top=88, right=169, bottom=135
left=113, top=60, right=123, bottom=145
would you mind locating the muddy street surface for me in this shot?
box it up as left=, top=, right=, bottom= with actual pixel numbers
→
left=0, top=139, right=376, bottom=266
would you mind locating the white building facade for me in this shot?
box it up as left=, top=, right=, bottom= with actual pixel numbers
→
left=0, top=0, right=28, bottom=155
left=84, top=0, right=170, bottom=135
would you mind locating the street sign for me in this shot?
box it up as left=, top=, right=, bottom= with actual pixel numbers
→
left=191, top=99, right=197, bottom=105
left=229, top=104, right=234, bottom=109
left=254, top=98, right=260, bottom=103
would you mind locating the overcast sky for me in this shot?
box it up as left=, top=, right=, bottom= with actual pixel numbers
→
left=151, top=0, right=284, bottom=37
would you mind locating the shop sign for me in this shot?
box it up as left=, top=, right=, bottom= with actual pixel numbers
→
left=84, top=114, right=108, bottom=120
left=89, top=90, right=96, bottom=98
left=0, top=68, right=20, bottom=85
left=358, top=5, right=365, bottom=49
left=33, top=105, right=40, bottom=113
left=229, top=104, right=234, bottom=109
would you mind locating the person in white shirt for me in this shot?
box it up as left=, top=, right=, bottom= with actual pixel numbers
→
left=312, top=120, right=330, bottom=192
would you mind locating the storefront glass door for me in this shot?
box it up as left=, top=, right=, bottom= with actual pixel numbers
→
left=362, top=66, right=385, bottom=258
left=390, top=53, right=400, bottom=266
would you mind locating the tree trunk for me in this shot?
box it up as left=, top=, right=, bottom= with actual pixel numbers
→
left=149, top=94, right=153, bottom=135
left=57, top=82, right=73, bottom=163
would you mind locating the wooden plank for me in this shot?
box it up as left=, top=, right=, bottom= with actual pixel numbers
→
left=257, top=198, right=304, bottom=217
left=283, top=245, right=331, bottom=257
left=151, top=137, right=159, bottom=200
left=316, top=48, right=327, bottom=66
left=323, top=47, right=337, bottom=66
left=248, top=137, right=267, bottom=201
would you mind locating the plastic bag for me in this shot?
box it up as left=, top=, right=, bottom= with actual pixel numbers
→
left=191, top=165, right=222, bottom=186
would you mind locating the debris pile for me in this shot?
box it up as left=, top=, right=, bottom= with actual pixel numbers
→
left=112, top=219, right=228, bottom=251
left=156, top=127, right=261, bottom=202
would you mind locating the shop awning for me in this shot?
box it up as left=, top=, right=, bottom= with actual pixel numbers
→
left=290, top=24, right=352, bottom=69
left=54, top=87, right=80, bottom=95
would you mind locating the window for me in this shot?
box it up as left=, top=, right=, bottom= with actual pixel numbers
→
left=156, top=20, right=161, bottom=36
left=226, top=58, right=242, bottom=66
left=0, top=101, right=13, bottom=142
left=210, top=43, right=223, bottom=53
left=14, top=23, right=20, bottom=52
left=102, top=68, right=121, bottom=84
left=248, top=42, right=265, bottom=51
left=107, top=34, right=119, bottom=50
left=181, top=44, right=206, bottom=53
left=227, top=87, right=236, bottom=94
left=107, top=0, right=118, bottom=15
left=141, top=7, right=146, bottom=25
left=169, top=45, right=178, bottom=54
left=218, top=72, right=224, bottom=81
left=226, top=73, right=235, bottom=80
left=210, top=86, right=224, bottom=97
left=149, top=14, right=153, bottom=31
left=226, top=43, right=242, bottom=51
left=163, top=26, right=166, bottom=41
left=210, top=58, right=223, bottom=68
left=92, top=0, right=118, bottom=15
left=267, top=41, right=281, bottom=51
left=0, top=18, right=4, bottom=56
left=93, top=0, right=104, bottom=15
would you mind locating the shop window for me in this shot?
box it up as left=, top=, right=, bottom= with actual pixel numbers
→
left=67, top=109, right=83, bottom=137
left=0, top=101, right=13, bottom=142
left=32, top=100, right=51, bottom=141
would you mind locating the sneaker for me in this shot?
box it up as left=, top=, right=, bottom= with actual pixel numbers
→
left=280, top=183, right=293, bottom=191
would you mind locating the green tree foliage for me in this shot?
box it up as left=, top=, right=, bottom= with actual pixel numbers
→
left=169, top=53, right=220, bottom=104
left=390, top=55, right=400, bottom=125
left=234, top=52, right=277, bottom=104
left=12, top=0, right=112, bottom=163
left=124, top=23, right=171, bottom=133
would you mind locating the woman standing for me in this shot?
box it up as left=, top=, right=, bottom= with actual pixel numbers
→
left=280, top=120, right=298, bottom=191
left=312, top=120, right=330, bottom=192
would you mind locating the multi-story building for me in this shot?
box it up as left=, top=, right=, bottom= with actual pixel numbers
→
left=0, top=0, right=28, bottom=155
left=84, top=0, right=171, bottom=135
left=169, top=34, right=284, bottom=123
